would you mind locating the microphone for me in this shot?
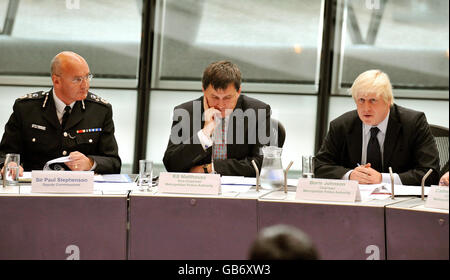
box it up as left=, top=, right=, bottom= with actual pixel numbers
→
left=421, top=169, right=433, bottom=201
left=388, top=167, right=395, bottom=199
left=251, top=160, right=260, bottom=192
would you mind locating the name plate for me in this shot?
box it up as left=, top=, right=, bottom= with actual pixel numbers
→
left=31, top=171, right=94, bottom=193
left=425, top=185, right=449, bottom=210
left=158, top=172, right=220, bottom=195
left=296, top=178, right=361, bottom=202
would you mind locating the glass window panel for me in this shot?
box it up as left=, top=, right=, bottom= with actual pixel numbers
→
left=92, top=88, right=137, bottom=174
left=153, top=0, right=324, bottom=92
left=0, top=0, right=9, bottom=33
left=0, top=0, right=141, bottom=81
left=337, top=0, right=449, bottom=92
left=328, top=97, right=449, bottom=130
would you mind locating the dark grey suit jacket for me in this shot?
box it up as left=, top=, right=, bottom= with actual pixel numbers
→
left=315, top=104, right=440, bottom=186
left=163, top=95, right=271, bottom=176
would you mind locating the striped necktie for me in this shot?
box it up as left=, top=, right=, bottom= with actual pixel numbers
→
left=213, top=118, right=227, bottom=160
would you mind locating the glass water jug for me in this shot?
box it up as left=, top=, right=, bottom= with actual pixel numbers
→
left=260, top=146, right=284, bottom=190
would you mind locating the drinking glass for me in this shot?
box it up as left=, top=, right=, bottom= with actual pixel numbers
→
left=3, top=153, right=20, bottom=187
left=302, top=155, right=314, bottom=178
left=138, top=160, right=153, bottom=191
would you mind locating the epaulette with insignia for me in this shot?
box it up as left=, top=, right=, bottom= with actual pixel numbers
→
left=17, top=91, right=45, bottom=101
left=86, top=92, right=109, bottom=105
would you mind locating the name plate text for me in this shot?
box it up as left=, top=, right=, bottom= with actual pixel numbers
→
left=296, top=178, right=361, bottom=202
left=32, top=171, right=94, bottom=193
left=158, top=172, right=220, bottom=195
left=425, top=185, right=449, bottom=210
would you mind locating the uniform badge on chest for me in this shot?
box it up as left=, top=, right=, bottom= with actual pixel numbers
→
left=76, top=128, right=102, bottom=134
left=31, top=124, right=46, bottom=131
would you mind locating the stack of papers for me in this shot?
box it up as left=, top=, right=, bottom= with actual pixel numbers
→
left=94, top=174, right=132, bottom=183
left=221, top=176, right=255, bottom=186
left=359, top=183, right=429, bottom=196
left=19, top=172, right=32, bottom=183
left=93, top=182, right=139, bottom=194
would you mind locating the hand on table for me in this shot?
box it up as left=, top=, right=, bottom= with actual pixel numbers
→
left=349, top=163, right=382, bottom=184
left=65, top=151, right=94, bottom=171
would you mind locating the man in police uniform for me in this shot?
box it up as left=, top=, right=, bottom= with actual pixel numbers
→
left=0, top=51, right=121, bottom=175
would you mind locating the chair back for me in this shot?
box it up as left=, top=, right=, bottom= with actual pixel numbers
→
left=429, top=124, right=449, bottom=175
left=270, top=119, right=286, bottom=148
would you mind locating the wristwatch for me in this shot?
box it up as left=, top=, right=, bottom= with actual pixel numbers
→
left=203, top=164, right=209, bottom=173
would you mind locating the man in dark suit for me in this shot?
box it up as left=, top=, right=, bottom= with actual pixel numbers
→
left=163, top=61, right=272, bottom=176
left=315, top=70, right=439, bottom=186
left=0, top=51, right=121, bottom=175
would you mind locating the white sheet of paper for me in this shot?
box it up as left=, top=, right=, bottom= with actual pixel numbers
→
left=358, top=183, right=430, bottom=197
left=42, top=156, right=72, bottom=170
left=45, top=156, right=71, bottom=165
left=221, top=184, right=252, bottom=193
left=94, top=182, right=138, bottom=194
left=94, top=174, right=132, bottom=183
left=221, top=176, right=256, bottom=186
left=221, top=176, right=244, bottom=185
left=385, top=184, right=429, bottom=196
left=18, top=171, right=32, bottom=183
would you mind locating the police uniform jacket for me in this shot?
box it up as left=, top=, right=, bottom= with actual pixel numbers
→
left=0, top=89, right=121, bottom=174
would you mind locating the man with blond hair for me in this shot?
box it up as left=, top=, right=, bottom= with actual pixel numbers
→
left=315, top=70, right=439, bottom=186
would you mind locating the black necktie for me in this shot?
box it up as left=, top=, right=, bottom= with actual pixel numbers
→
left=367, top=127, right=382, bottom=172
left=61, top=105, right=71, bottom=129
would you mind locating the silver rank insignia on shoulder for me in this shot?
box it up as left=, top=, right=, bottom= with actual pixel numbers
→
left=90, top=94, right=99, bottom=101
left=19, top=91, right=43, bottom=100
left=42, top=91, right=49, bottom=108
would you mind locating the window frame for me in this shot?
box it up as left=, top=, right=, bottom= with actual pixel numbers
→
left=150, top=0, right=326, bottom=95
left=331, top=0, right=449, bottom=100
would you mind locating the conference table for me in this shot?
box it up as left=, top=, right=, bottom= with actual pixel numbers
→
left=0, top=185, right=128, bottom=260
left=256, top=190, right=413, bottom=260
left=128, top=189, right=267, bottom=260
left=385, top=198, right=449, bottom=260
left=0, top=179, right=448, bottom=260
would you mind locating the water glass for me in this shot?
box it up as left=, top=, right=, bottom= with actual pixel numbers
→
left=138, top=159, right=153, bottom=191
left=302, top=155, right=314, bottom=178
left=3, top=153, right=20, bottom=187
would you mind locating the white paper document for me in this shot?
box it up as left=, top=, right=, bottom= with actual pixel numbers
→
left=220, top=176, right=298, bottom=187
left=221, top=176, right=255, bottom=186
left=43, top=156, right=72, bottom=170
left=94, top=182, right=139, bottom=194
left=18, top=171, right=32, bottom=183
left=221, top=184, right=253, bottom=193
left=359, top=183, right=430, bottom=198
left=94, top=174, right=132, bottom=183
